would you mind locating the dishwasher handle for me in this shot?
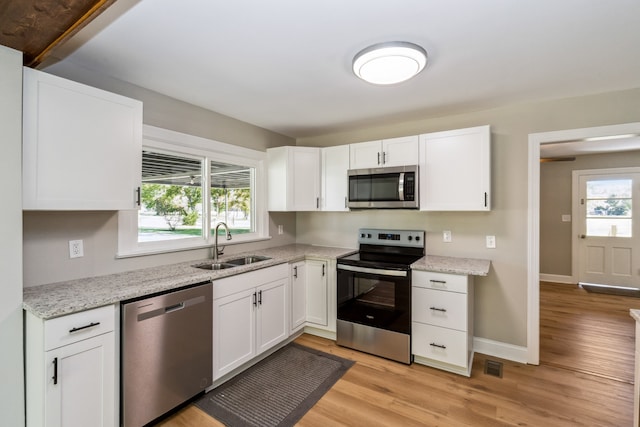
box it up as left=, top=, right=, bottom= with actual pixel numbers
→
left=136, top=295, right=206, bottom=322
left=165, top=302, right=185, bottom=313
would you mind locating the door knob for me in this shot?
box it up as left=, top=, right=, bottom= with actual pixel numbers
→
left=580, top=234, right=586, bottom=239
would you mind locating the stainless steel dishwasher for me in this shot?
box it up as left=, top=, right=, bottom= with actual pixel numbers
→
left=121, top=282, right=212, bottom=427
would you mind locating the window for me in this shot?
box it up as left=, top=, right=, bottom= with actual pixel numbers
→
left=118, top=126, right=268, bottom=257
left=585, top=178, right=632, bottom=237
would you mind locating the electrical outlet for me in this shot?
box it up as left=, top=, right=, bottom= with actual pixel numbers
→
left=486, top=235, right=496, bottom=249
left=443, top=230, right=452, bottom=243
left=278, top=225, right=284, bottom=235
left=69, top=240, right=84, bottom=258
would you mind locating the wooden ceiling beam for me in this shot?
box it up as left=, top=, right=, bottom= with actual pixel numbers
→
left=0, top=0, right=116, bottom=67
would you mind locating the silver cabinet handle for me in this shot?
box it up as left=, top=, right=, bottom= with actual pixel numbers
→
left=430, top=343, right=446, bottom=349
left=429, top=307, right=447, bottom=312
left=293, top=266, right=298, bottom=278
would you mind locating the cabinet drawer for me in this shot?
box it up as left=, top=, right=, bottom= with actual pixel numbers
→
left=412, top=322, right=468, bottom=368
left=44, top=305, right=115, bottom=351
left=412, top=287, right=467, bottom=331
left=412, top=270, right=468, bottom=293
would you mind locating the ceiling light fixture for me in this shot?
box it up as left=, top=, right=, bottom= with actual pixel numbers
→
left=353, top=41, right=427, bottom=85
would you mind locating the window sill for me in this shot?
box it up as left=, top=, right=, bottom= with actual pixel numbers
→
left=116, top=235, right=272, bottom=259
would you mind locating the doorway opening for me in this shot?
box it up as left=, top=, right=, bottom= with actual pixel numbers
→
left=528, top=122, right=640, bottom=365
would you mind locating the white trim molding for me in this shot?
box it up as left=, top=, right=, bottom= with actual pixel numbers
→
left=473, top=337, right=528, bottom=364
left=539, top=274, right=574, bottom=284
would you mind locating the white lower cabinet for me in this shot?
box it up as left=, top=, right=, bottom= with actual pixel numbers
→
left=289, top=258, right=336, bottom=339
left=305, top=259, right=328, bottom=327
left=290, top=261, right=307, bottom=333
left=25, top=305, right=117, bottom=427
left=412, top=270, right=474, bottom=376
left=212, top=264, right=289, bottom=380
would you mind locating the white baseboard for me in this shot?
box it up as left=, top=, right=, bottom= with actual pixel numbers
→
left=539, top=273, right=574, bottom=284
left=473, top=337, right=528, bottom=364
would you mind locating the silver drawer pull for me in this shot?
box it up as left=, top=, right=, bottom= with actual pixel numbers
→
left=430, top=343, right=446, bottom=349
left=429, top=307, right=447, bottom=312
left=69, top=321, right=100, bottom=333
left=430, top=279, right=446, bottom=284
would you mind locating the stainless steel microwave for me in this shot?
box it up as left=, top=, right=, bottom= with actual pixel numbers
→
left=348, top=165, right=419, bottom=209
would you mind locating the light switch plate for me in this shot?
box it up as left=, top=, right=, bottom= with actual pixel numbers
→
left=443, top=230, right=452, bottom=243
left=486, top=235, right=496, bottom=249
left=69, top=240, right=84, bottom=258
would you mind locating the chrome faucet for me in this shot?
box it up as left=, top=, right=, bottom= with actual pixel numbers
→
left=213, top=222, right=232, bottom=262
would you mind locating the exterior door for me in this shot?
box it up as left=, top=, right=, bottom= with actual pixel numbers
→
left=575, top=168, right=640, bottom=287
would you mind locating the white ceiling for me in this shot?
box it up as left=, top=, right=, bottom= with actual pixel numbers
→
left=45, top=0, right=640, bottom=139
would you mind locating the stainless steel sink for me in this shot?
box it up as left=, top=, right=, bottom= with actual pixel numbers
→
left=226, top=255, right=271, bottom=266
left=192, top=255, right=270, bottom=270
left=192, top=262, right=236, bottom=270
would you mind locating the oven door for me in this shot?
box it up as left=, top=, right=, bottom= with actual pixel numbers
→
left=337, top=264, right=411, bottom=334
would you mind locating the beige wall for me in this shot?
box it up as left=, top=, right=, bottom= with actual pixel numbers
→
left=29, top=60, right=640, bottom=348
left=540, top=151, right=640, bottom=277
left=43, top=61, right=293, bottom=151
left=297, top=88, right=640, bottom=347
left=23, top=63, right=297, bottom=287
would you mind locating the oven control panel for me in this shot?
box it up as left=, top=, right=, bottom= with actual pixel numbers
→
left=358, top=228, right=425, bottom=248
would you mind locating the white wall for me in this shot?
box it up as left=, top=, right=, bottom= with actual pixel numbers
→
left=0, top=45, right=25, bottom=427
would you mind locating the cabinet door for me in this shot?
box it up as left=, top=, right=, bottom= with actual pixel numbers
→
left=306, top=260, right=328, bottom=326
left=45, top=333, right=115, bottom=427
left=349, top=140, right=382, bottom=169
left=23, top=68, right=142, bottom=210
left=290, top=261, right=307, bottom=332
left=213, top=288, right=256, bottom=379
left=256, top=278, right=289, bottom=354
left=382, top=135, right=419, bottom=167
left=321, top=145, right=349, bottom=211
left=267, top=146, right=320, bottom=211
left=419, top=125, right=491, bottom=211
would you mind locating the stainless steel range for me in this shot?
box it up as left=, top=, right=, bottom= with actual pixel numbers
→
left=336, top=228, right=425, bottom=364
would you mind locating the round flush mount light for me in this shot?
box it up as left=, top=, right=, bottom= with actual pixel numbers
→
left=353, top=41, right=428, bottom=85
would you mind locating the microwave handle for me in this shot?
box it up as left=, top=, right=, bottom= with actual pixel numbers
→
left=398, top=172, right=405, bottom=201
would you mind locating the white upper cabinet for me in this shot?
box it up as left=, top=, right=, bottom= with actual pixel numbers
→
left=321, top=145, right=349, bottom=211
left=22, top=68, right=142, bottom=210
left=419, top=125, right=491, bottom=211
left=267, top=146, right=321, bottom=211
left=349, top=135, right=419, bottom=169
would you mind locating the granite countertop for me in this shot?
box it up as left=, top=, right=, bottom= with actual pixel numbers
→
left=412, top=255, right=491, bottom=276
left=24, top=244, right=491, bottom=320
left=23, top=244, right=356, bottom=320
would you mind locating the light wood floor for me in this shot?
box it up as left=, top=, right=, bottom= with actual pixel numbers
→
left=158, top=282, right=639, bottom=426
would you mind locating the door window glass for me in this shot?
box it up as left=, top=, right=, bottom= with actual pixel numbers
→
left=585, top=179, right=632, bottom=237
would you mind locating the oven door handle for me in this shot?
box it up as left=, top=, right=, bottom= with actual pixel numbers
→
left=337, top=263, right=408, bottom=277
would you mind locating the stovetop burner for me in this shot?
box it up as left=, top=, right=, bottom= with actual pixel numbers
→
left=337, top=228, right=425, bottom=270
